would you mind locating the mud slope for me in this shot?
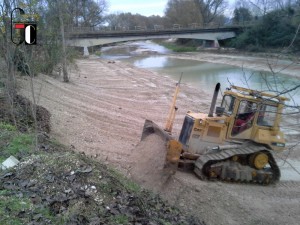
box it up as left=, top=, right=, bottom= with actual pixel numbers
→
left=19, top=58, right=300, bottom=225
left=19, top=59, right=210, bottom=172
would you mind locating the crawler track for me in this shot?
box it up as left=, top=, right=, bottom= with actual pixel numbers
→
left=194, top=146, right=280, bottom=184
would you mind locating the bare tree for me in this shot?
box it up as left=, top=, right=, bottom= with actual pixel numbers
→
left=0, top=0, right=42, bottom=148
left=246, top=0, right=298, bottom=15
left=193, top=0, right=227, bottom=26
left=233, top=7, right=253, bottom=24
left=80, top=0, right=108, bottom=27
left=164, top=0, right=203, bottom=27
left=66, top=0, right=108, bottom=27
left=56, top=0, right=69, bottom=82
left=0, top=0, right=18, bottom=125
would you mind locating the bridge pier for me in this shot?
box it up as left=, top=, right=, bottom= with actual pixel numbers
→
left=214, top=39, right=220, bottom=48
left=202, top=39, right=220, bottom=48
left=83, top=46, right=89, bottom=56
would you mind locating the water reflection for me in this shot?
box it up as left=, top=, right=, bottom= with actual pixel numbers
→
left=134, top=56, right=169, bottom=68
left=130, top=41, right=172, bottom=54
left=130, top=56, right=300, bottom=104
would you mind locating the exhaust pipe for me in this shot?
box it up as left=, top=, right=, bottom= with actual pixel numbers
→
left=208, top=83, right=221, bottom=117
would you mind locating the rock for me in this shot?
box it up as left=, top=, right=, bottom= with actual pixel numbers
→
left=1, top=156, right=20, bottom=170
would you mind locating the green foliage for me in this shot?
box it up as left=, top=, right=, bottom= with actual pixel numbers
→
left=0, top=137, right=202, bottom=225
left=159, top=220, right=172, bottom=225
left=0, top=193, right=31, bottom=225
left=232, top=7, right=300, bottom=51
left=110, top=215, right=129, bottom=224
left=160, top=42, right=198, bottom=52
left=94, top=50, right=102, bottom=56
left=0, top=191, right=60, bottom=225
left=5, top=134, right=34, bottom=155
left=0, top=122, right=16, bottom=131
left=0, top=124, right=34, bottom=163
left=108, top=167, right=141, bottom=192
left=233, top=7, right=253, bottom=25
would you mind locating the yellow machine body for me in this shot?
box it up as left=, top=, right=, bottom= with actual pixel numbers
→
left=170, top=85, right=288, bottom=184
left=141, top=84, right=288, bottom=184
left=178, top=86, right=287, bottom=155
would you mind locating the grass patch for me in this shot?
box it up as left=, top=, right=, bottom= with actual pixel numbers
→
left=94, top=50, right=102, bottom=56
left=111, top=215, right=129, bottom=224
left=0, top=194, right=31, bottom=225
left=161, top=42, right=198, bottom=52
left=0, top=122, right=34, bottom=163
left=0, top=122, right=17, bottom=131
left=0, top=117, right=203, bottom=225
left=108, top=167, right=141, bottom=192
left=5, top=134, right=34, bottom=155
left=0, top=190, right=61, bottom=225
left=153, top=39, right=199, bottom=52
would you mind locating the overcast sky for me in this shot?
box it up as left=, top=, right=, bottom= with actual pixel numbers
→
left=108, top=0, right=173, bottom=16
left=107, top=0, right=236, bottom=17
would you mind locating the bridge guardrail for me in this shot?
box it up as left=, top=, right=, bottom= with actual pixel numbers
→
left=65, top=22, right=254, bottom=35
left=65, top=23, right=253, bottom=37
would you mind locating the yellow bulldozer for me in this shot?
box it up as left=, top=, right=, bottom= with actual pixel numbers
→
left=141, top=81, right=288, bottom=184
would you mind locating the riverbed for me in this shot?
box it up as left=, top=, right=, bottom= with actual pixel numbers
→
left=101, top=41, right=300, bottom=105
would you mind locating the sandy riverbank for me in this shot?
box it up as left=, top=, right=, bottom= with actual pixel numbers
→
left=19, top=55, right=300, bottom=225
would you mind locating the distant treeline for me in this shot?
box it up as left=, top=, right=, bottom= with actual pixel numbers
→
left=104, top=0, right=300, bottom=52
left=230, top=6, right=300, bottom=51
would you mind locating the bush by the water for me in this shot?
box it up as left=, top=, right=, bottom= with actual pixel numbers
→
left=231, top=7, right=300, bottom=52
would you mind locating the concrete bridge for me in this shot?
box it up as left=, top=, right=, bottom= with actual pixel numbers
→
left=66, top=27, right=240, bottom=56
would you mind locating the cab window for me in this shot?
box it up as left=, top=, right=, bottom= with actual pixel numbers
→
left=257, top=105, right=277, bottom=127
left=232, top=100, right=257, bottom=135
left=237, top=100, right=257, bottom=114
left=221, top=95, right=235, bottom=115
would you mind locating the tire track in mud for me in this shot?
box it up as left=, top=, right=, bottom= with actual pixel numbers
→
left=30, top=85, right=142, bottom=139
left=164, top=172, right=300, bottom=225
left=18, top=59, right=196, bottom=170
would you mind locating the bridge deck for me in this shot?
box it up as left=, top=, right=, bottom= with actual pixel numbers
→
left=67, top=27, right=242, bottom=39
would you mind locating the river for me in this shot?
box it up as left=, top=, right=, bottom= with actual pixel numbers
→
left=100, top=40, right=300, bottom=105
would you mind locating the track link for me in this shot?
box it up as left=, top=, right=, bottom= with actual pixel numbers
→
left=194, top=146, right=280, bottom=184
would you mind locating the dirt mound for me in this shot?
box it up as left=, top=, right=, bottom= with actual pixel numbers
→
left=129, top=133, right=173, bottom=192
left=0, top=95, right=51, bottom=133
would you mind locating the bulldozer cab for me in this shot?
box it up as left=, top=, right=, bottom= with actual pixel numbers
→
left=222, top=94, right=258, bottom=136
left=221, top=85, right=288, bottom=151
left=177, top=84, right=288, bottom=154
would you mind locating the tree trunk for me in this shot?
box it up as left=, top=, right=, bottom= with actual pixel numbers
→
left=57, top=0, right=69, bottom=82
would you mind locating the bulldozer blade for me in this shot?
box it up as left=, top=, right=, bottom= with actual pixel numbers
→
left=164, top=139, right=182, bottom=175
left=140, top=120, right=182, bottom=175
left=141, top=119, right=172, bottom=141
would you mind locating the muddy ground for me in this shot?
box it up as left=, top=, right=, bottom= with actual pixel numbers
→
left=19, top=53, right=300, bottom=225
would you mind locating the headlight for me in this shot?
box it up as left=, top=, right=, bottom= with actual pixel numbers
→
left=271, top=142, right=285, bottom=147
